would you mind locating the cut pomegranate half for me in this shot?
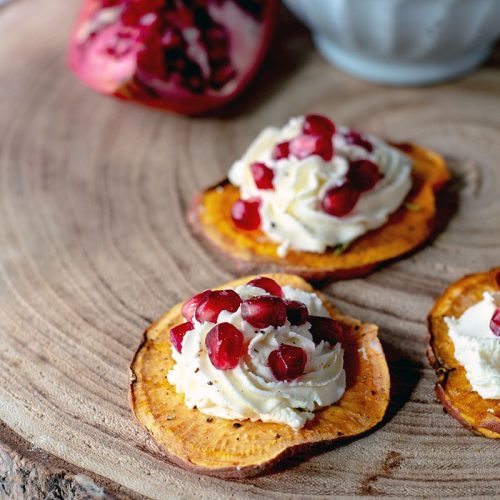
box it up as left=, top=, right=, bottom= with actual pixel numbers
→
left=268, top=344, right=307, bottom=381
left=246, top=276, right=283, bottom=297
left=69, top=0, right=279, bottom=115
left=195, top=289, right=241, bottom=323
left=231, top=198, right=261, bottom=231
left=308, top=315, right=344, bottom=345
left=321, top=183, right=360, bottom=217
left=170, top=321, right=194, bottom=353
left=241, top=295, right=286, bottom=329
left=490, top=308, right=500, bottom=337
left=181, top=289, right=211, bottom=321
left=205, top=322, right=245, bottom=370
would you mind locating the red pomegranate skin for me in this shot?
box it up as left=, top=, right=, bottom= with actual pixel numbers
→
left=68, top=0, right=279, bottom=115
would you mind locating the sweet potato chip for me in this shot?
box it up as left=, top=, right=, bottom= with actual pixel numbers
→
left=188, top=144, right=450, bottom=282
left=130, top=274, right=390, bottom=477
left=427, top=269, right=500, bottom=438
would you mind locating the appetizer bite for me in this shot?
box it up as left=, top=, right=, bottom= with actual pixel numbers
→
left=428, top=268, right=500, bottom=438
left=130, top=274, right=390, bottom=476
left=189, top=115, right=450, bottom=281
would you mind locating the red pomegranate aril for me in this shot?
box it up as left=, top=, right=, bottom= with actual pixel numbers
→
left=290, top=134, right=334, bottom=161
left=231, top=198, right=261, bottom=231
left=303, top=114, right=336, bottom=138
left=321, top=183, right=360, bottom=217
left=170, top=321, right=194, bottom=353
left=161, top=28, right=183, bottom=49
left=268, top=344, right=307, bottom=381
left=348, top=159, right=382, bottom=192
left=246, top=276, right=283, bottom=298
left=181, top=290, right=211, bottom=321
left=344, top=130, right=373, bottom=152
left=205, top=322, right=245, bottom=370
left=272, top=141, right=290, bottom=160
left=284, top=300, right=309, bottom=326
left=195, top=290, right=242, bottom=323
left=241, top=296, right=287, bottom=329
left=490, top=308, right=500, bottom=337
left=250, top=162, right=274, bottom=190
left=210, top=63, right=236, bottom=90
left=308, top=316, right=344, bottom=345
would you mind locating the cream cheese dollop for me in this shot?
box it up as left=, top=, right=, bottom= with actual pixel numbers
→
left=445, top=291, right=500, bottom=399
left=228, top=116, right=412, bottom=256
left=167, top=284, right=346, bottom=430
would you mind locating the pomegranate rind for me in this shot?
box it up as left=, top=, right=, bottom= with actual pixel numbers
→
left=68, top=0, right=279, bottom=115
left=188, top=143, right=450, bottom=282
left=129, top=274, right=390, bottom=477
left=427, top=269, right=500, bottom=438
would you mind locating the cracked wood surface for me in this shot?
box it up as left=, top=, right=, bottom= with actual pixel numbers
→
left=1, top=0, right=499, bottom=498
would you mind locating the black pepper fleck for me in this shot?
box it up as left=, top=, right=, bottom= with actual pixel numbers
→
left=233, top=423, right=242, bottom=428
left=194, top=368, right=199, bottom=373
left=275, top=433, right=281, bottom=439
left=207, top=381, right=213, bottom=385
left=206, top=417, right=214, bottom=423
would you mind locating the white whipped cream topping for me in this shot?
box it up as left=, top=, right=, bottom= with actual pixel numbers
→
left=168, top=284, right=346, bottom=430
left=445, top=292, right=500, bottom=399
left=228, top=116, right=412, bottom=256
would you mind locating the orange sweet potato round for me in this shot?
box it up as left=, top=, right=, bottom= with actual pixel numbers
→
left=188, top=144, right=450, bottom=282
left=130, top=274, right=390, bottom=477
left=427, top=268, right=500, bottom=438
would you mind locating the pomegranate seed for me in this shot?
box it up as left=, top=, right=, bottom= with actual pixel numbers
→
left=161, top=29, right=183, bottom=49
left=268, top=344, right=307, bottom=381
left=490, top=308, right=500, bottom=337
left=210, top=63, right=236, bottom=90
left=181, top=290, right=211, bottom=321
left=241, top=296, right=287, bottom=329
left=195, top=290, right=242, bottom=323
left=303, top=114, right=336, bottom=138
left=250, top=162, right=274, bottom=190
left=344, top=130, right=373, bottom=152
left=272, top=141, right=290, bottom=160
left=290, top=134, right=334, bottom=161
left=308, top=315, right=344, bottom=345
left=284, top=300, right=309, bottom=326
left=348, top=159, right=382, bottom=192
left=321, top=183, right=360, bottom=217
left=246, top=276, right=283, bottom=297
left=231, top=198, right=261, bottom=231
left=205, top=322, right=245, bottom=370
left=205, top=25, right=229, bottom=62
left=170, top=321, right=194, bottom=353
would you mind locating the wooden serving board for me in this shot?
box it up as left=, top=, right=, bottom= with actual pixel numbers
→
left=1, top=1, right=499, bottom=498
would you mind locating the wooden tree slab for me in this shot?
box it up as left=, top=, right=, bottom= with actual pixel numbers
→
left=1, top=0, right=499, bottom=497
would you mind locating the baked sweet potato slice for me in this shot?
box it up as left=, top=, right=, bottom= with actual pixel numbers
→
left=188, top=144, right=450, bottom=282
left=427, top=268, right=500, bottom=438
left=130, top=274, right=390, bottom=477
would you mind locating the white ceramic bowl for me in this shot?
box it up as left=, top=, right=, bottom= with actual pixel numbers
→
left=282, top=0, right=500, bottom=85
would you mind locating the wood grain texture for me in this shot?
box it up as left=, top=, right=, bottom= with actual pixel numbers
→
left=1, top=0, right=500, bottom=498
